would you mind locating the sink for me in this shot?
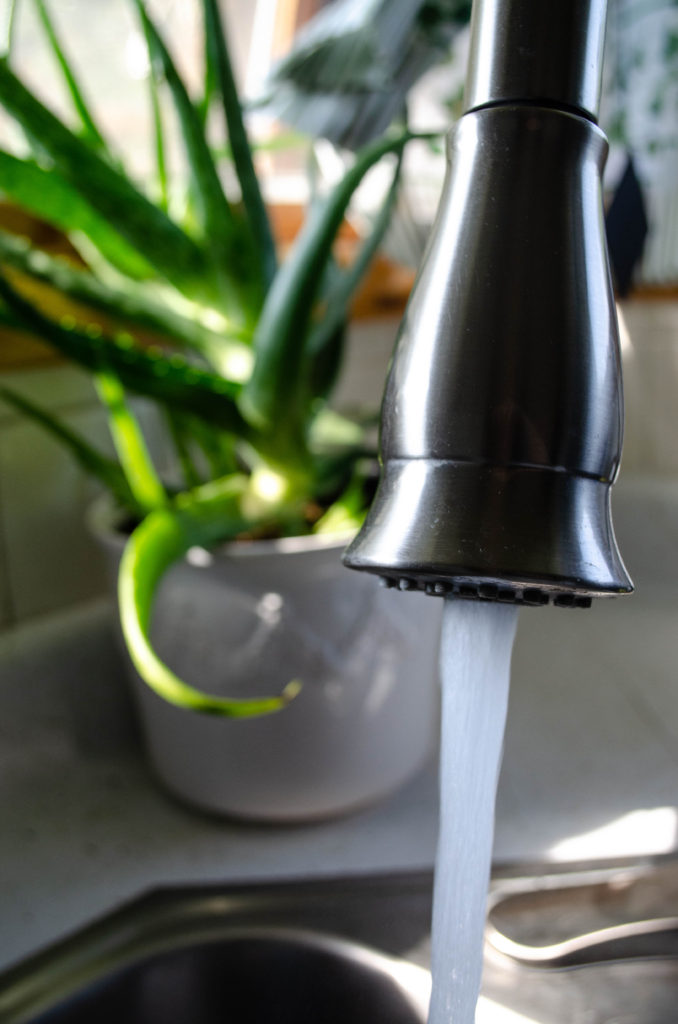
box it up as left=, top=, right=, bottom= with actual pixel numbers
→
left=0, top=872, right=433, bottom=1024
left=4, top=861, right=678, bottom=1024
left=15, top=929, right=429, bottom=1024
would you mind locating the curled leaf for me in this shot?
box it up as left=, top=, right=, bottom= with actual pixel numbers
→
left=119, top=480, right=302, bottom=717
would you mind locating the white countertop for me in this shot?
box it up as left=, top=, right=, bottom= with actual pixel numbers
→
left=2, top=475, right=678, bottom=973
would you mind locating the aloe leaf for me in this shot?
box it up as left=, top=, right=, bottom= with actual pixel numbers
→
left=202, top=0, right=276, bottom=290
left=131, top=1, right=241, bottom=293
left=119, top=480, right=301, bottom=716
left=33, top=0, right=108, bottom=153
left=0, top=383, right=139, bottom=512
left=0, top=296, right=23, bottom=329
left=0, top=230, right=252, bottom=368
left=1, top=0, right=19, bottom=59
left=240, top=130, right=412, bottom=432
left=181, top=412, right=237, bottom=479
left=0, top=270, right=252, bottom=435
left=95, top=371, right=167, bottom=514
left=306, top=147, right=403, bottom=401
left=0, top=150, right=154, bottom=278
left=0, top=61, right=208, bottom=295
left=309, top=407, right=365, bottom=452
left=313, top=471, right=367, bottom=535
left=165, top=410, right=202, bottom=489
left=198, top=49, right=216, bottom=127
left=307, top=320, right=347, bottom=409
left=145, top=38, right=169, bottom=212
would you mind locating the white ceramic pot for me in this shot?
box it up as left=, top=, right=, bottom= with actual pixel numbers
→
left=90, top=500, right=441, bottom=822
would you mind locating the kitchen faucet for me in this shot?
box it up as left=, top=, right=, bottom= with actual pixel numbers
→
left=344, top=0, right=633, bottom=608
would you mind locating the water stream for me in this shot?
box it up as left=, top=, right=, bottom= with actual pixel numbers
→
left=428, top=597, right=519, bottom=1024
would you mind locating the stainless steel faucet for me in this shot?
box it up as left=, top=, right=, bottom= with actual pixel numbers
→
left=344, top=0, right=633, bottom=608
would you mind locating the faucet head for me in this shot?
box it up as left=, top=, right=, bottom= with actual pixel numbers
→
left=343, top=105, right=633, bottom=607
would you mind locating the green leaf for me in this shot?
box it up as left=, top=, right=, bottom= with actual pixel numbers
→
left=0, top=230, right=252, bottom=370
left=181, top=412, right=238, bottom=479
left=95, top=371, right=167, bottom=514
left=198, top=14, right=217, bottom=125
left=202, top=0, right=276, bottom=290
left=0, top=150, right=154, bottom=278
left=313, top=471, right=367, bottom=535
left=0, top=270, right=252, bottom=436
left=119, top=479, right=301, bottom=716
left=305, top=320, right=346, bottom=409
left=0, top=60, right=209, bottom=295
left=305, top=146, right=403, bottom=400
left=145, top=42, right=169, bottom=212
left=33, top=0, right=108, bottom=153
left=0, top=295, right=24, bottom=329
left=1, top=0, right=19, bottom=59
left=165, top=410, right=203, bottom=489
left=0, top=383, right=139, bottom=512
left=309, top=407, right=365, bottom=452
left=240, top=130, right=412, bottom=433
left=131, top=0, right=243, bottom=306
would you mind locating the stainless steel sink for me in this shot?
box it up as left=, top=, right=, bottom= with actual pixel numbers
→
left=14, top=929, right=429, bottom=1024
left=4, top=860, right=678, bottom=1024
left=0, top=872, right=434, bottom=1024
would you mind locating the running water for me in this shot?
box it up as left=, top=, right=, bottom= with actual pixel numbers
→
left=428, top=597, right=519, bottom=1024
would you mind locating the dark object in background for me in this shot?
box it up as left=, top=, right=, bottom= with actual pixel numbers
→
left=605, top=156, right=649, bottom=297
left=263, top=0, right=472, bottom=149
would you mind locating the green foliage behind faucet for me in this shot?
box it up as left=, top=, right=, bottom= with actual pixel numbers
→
left=0, top=0, right=415, bottom=716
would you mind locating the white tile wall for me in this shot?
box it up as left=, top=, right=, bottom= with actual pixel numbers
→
left=0, top=366, right=97, bottom=418
left=619, top=300, right=678, bottom=476
left=0, top=407, right=113, bottom=621
left=332, top=318, right=398, bottom=413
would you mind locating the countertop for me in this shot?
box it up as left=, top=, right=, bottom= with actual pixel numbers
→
left=2, top=475, right=678, bottom=973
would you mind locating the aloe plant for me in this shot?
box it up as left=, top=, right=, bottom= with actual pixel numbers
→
left=0, top=0, right=416, bottom=716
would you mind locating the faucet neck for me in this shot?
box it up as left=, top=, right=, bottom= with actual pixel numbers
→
left=463, top=0, right=609, bottom=121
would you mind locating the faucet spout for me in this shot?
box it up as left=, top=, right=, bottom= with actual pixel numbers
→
left=343, top=0, right=633, bottom=607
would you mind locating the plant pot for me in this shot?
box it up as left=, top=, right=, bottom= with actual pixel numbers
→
left=89, top=498, right=441, bottom=822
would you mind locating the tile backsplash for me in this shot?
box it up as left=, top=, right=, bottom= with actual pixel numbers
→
left=0, top=305, right=677, bottom=630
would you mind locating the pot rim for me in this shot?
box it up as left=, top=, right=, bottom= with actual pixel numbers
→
left=86, top=492, right=357, bottom=558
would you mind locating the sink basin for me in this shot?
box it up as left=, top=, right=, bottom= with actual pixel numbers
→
left=0, top=873, right=433, bottom=1024
left=19, top=929, right=429, bottom=1024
